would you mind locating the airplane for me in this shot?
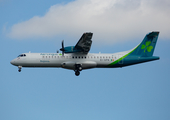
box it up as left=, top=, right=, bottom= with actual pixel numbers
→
left=10, top=31, right=160, bottom=76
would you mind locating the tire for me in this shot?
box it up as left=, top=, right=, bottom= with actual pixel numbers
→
left=75, top=71, right=80, bottom=76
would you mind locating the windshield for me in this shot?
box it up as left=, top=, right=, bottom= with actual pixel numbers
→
left=17, top=54, right=26, bottom=57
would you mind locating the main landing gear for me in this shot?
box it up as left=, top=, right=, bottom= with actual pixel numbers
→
left=74, top=64, right=82, bottom=76
left=18, top=66, right=22, bottom=72
left=75, top=70, right=80, bottom=76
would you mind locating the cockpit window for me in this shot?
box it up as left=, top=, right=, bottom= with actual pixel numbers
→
left=18, top=54, right=26, bottom=57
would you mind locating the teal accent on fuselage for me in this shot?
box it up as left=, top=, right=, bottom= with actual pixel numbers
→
left=110, top=56, right=160, bottom=68
left=123, top=56, right=159, bottom=66
left=108, top=32, right=160, bottom=67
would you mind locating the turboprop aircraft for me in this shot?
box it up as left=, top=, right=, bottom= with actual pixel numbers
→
left=10, top=32, right=160, bottom=76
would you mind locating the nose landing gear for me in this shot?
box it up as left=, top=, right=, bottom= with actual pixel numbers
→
left=18, top=66, right=22, bottom=72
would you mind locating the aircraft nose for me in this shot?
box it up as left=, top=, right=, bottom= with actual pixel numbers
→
left=10, top=59, right=15, bottom=65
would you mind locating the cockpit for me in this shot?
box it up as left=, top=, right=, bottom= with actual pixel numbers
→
left=17, top=54, right=26, bottom=57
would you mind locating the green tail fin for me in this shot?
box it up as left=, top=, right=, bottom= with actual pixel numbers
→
left=130, top=31, right=159, bottom=57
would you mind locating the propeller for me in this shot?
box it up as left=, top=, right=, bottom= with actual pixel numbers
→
left=60, top=40, right=64, bottom=56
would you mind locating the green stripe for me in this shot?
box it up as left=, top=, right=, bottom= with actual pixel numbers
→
left=108, top=44, right=139, bottom=66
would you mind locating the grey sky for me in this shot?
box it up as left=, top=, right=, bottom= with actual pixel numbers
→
left=7, top=0, right=170, bottom=44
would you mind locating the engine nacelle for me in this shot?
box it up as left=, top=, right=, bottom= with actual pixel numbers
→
left=62, top=46, right=82, bottom=53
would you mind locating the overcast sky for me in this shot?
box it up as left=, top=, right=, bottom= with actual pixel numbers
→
left=5, top=0, right=170, bottom=44
left=1, top=0, right=170, bottom=120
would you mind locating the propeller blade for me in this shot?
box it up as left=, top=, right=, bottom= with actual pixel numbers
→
left=60, top=40, right=64, bottom=56
left=60, top=40, right=64, bottom=51
left=60, top=40, right=63, bottom=51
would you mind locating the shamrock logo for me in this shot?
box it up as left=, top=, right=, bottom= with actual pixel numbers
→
left=141, top=41, right=153, bottom=52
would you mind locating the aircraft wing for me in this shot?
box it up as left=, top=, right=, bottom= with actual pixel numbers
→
left=74, top=33, right=93, bottom=54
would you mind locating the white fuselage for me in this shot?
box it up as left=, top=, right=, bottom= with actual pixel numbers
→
left=10, top=51, right=129, bottom=70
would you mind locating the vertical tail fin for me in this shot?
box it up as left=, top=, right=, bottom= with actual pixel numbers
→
left=131, top=31, right=159, bottom=57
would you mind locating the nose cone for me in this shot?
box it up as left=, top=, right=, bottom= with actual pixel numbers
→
left=10, top=59, right=16, bottom=66
left=10, top=59, right=14, bottom=65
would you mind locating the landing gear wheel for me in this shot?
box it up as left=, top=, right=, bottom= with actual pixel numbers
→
left=78, top=67, right=82, bottom=71
left=18, top=66, right=22, bottom=72
left=74, top=64, right=82, bottom=76
left=75, top=71, right=80, bottom=76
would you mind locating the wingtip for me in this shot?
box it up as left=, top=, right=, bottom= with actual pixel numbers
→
left=152, top=31, right=160, bottom=35
left=147, top=31, right=160, bottom=37
left=84, top=32, right=93, bottom=34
